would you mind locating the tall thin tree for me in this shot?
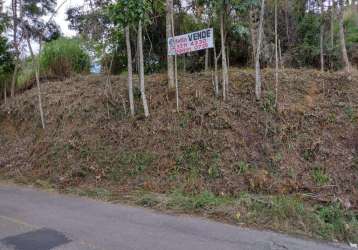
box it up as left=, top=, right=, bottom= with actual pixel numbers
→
left=320, top=0, right=325, bottom=72
left=255, top=0, right=265, bottom=100
left=166, top=0, right=175, bottom=89
left=10, top=0, right=20, bottom=97
left=220, top=7, right=229, bottom=101
left=171, top=12, right=179, bottom=112
left=337, top=0, right=352, bottom=74
left=125, top=26, right=135, bottom=116
left=26, top=37, right=45, bottom=129
left=275, top=0, right=279, bottom=106
left=138, top=20, right=150, bottom=117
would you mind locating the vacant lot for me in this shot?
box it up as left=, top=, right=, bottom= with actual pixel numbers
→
left=1, top=69, right=357, bottom=243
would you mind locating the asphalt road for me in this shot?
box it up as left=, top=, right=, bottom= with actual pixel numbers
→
left=0, top=184, right=353, bottom=250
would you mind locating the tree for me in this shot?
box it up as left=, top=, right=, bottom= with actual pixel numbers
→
left=337, top=0, right=352, bottom=74
left=125, top=26, right=135, bottom=116
left=10, top=0, right=21, bottom=97
left=109, top=2, right=136, bottom=116
left=274, top=0, right=279, bottom=106
left=0, top=14, right=14, bottom=104
left=110, top=0, right=150, bottom=117
left=138, top=19, right=150, bottom=117
left=21, top=0, right=57, bottom=129
left=255, top=0, right=265, bottom=100
left=319, top=0, right=325, bottom=72
left=166, top=0, right=175, bottom=89
left=220, top=6, right=229, bottom=101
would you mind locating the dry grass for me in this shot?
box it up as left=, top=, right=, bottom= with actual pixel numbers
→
left=0, top=68, right=357, bottom=227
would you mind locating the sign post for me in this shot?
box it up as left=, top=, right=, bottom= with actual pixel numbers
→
left=168, top=28, right=214, bottom=112
left=168, top=28, right=214, bottom=56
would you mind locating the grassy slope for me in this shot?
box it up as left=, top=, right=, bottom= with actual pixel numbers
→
left=0, top=69, right=357, bottom=242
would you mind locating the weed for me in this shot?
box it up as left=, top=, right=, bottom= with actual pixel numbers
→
left=179, top=113, right=192, bottom=128
left=208, top=153, right=221, bottom=179
left=270, top=196, right=306, bottom=220
left=108, top=101, right=127, bottom=121
left=233, top=161, right=251, bottom=174
left=109, top=151, right=155, bottom=181
left=34, top=179, right=53, bottom=189
left=136, top=193, right=160, bottom=208
left=167, top=190, right=233, bottom=210
left=237, top=194, right=358, bottom=242
left=79, top=146, right=92, bottom=159
left=302, top=148, right=316, bottom=162
left=311, top=167, right=330, bottom=186
left=268, top=152, right=283, bottom=173
left=327, top=113, right=337, bottom=123
left=262, top=91, right=276, bottom=113
left=245, top=196, right=305, bottom=222
left=67, top=187, right=112, bottom=201
left=315, top=203, right=358, bottom=242
left=176, top=143, right=203, bottom=173
left=344, top=106, right=356, bottom=122
left=288, top=168, right=297, bottom=179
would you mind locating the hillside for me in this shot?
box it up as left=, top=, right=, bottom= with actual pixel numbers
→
left=0, top=69, right=358, bottom=242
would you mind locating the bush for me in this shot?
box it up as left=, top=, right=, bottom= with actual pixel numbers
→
left=40, top=38, right=90, bottom=79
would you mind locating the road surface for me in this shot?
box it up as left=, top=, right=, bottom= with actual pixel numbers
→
left=0, top=184, right=353, bottom=250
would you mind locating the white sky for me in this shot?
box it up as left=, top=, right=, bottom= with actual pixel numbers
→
left=4, top=0, right=85, bottom=37
left=52, top=0, right=85, bottom=37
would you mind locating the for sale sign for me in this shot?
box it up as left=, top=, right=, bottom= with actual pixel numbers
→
left=168, top=28, right=214, bottom=56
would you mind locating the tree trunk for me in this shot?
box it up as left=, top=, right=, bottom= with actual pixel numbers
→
left=249, top=7, right=257, bottom=65
left=213, top=45, right=219, bottom=97
left=3, top=82, right=6, bottom=105
left=166, top=0, right=175, bottom=89
left=255, top=0, right=265, bottom=100
left=138, top=20, right=150, bottom=117
left=220, top=10, right=229, bottom=101
left=337, top=0, right=352, bottom=74
left=125, top=26, right=135, bottom=117
left=278, top=39, right=284, bottom=69
left=285, top=0, right=290, bottom=46
left=320, top=0, right=325, bottom=72
left=330, top=0, right=334, bottom=50
left=171, top=14, right=179, bottom=112
left=27, top=38, right=45, bottom=129
left=205, top=49, right=209, bottom=71
left=275, top=0, right=279, bottom=106
left=227, top=47, right=230, bottom=70
left=11, top=0, right=19, bottom=97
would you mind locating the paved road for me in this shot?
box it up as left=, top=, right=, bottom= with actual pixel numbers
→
left=0, top=184, right=353, bottom=250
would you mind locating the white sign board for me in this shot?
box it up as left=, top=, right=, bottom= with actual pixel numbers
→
left=168, top=28, right=214, bottom=56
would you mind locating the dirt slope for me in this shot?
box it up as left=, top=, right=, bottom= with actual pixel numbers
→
left=0, top=69, right=357, bottom=208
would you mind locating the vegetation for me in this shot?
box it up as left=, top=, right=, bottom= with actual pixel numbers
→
left=0, top=0, right=357, bottom=245
left=0, top=16, right=14, bottom=101
left=40, top=38, right=90, bottom=78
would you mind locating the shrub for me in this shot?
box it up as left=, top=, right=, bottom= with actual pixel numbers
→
left=39, top=38, right=90, bottom=78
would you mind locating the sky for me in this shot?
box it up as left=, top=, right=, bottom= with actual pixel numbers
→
left=51, top=0, right=85, bottom=37
left=4, top=0, right=85, bottom=37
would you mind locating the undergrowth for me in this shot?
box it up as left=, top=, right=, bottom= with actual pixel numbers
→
left=40, top=38, right=90, bottom=78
